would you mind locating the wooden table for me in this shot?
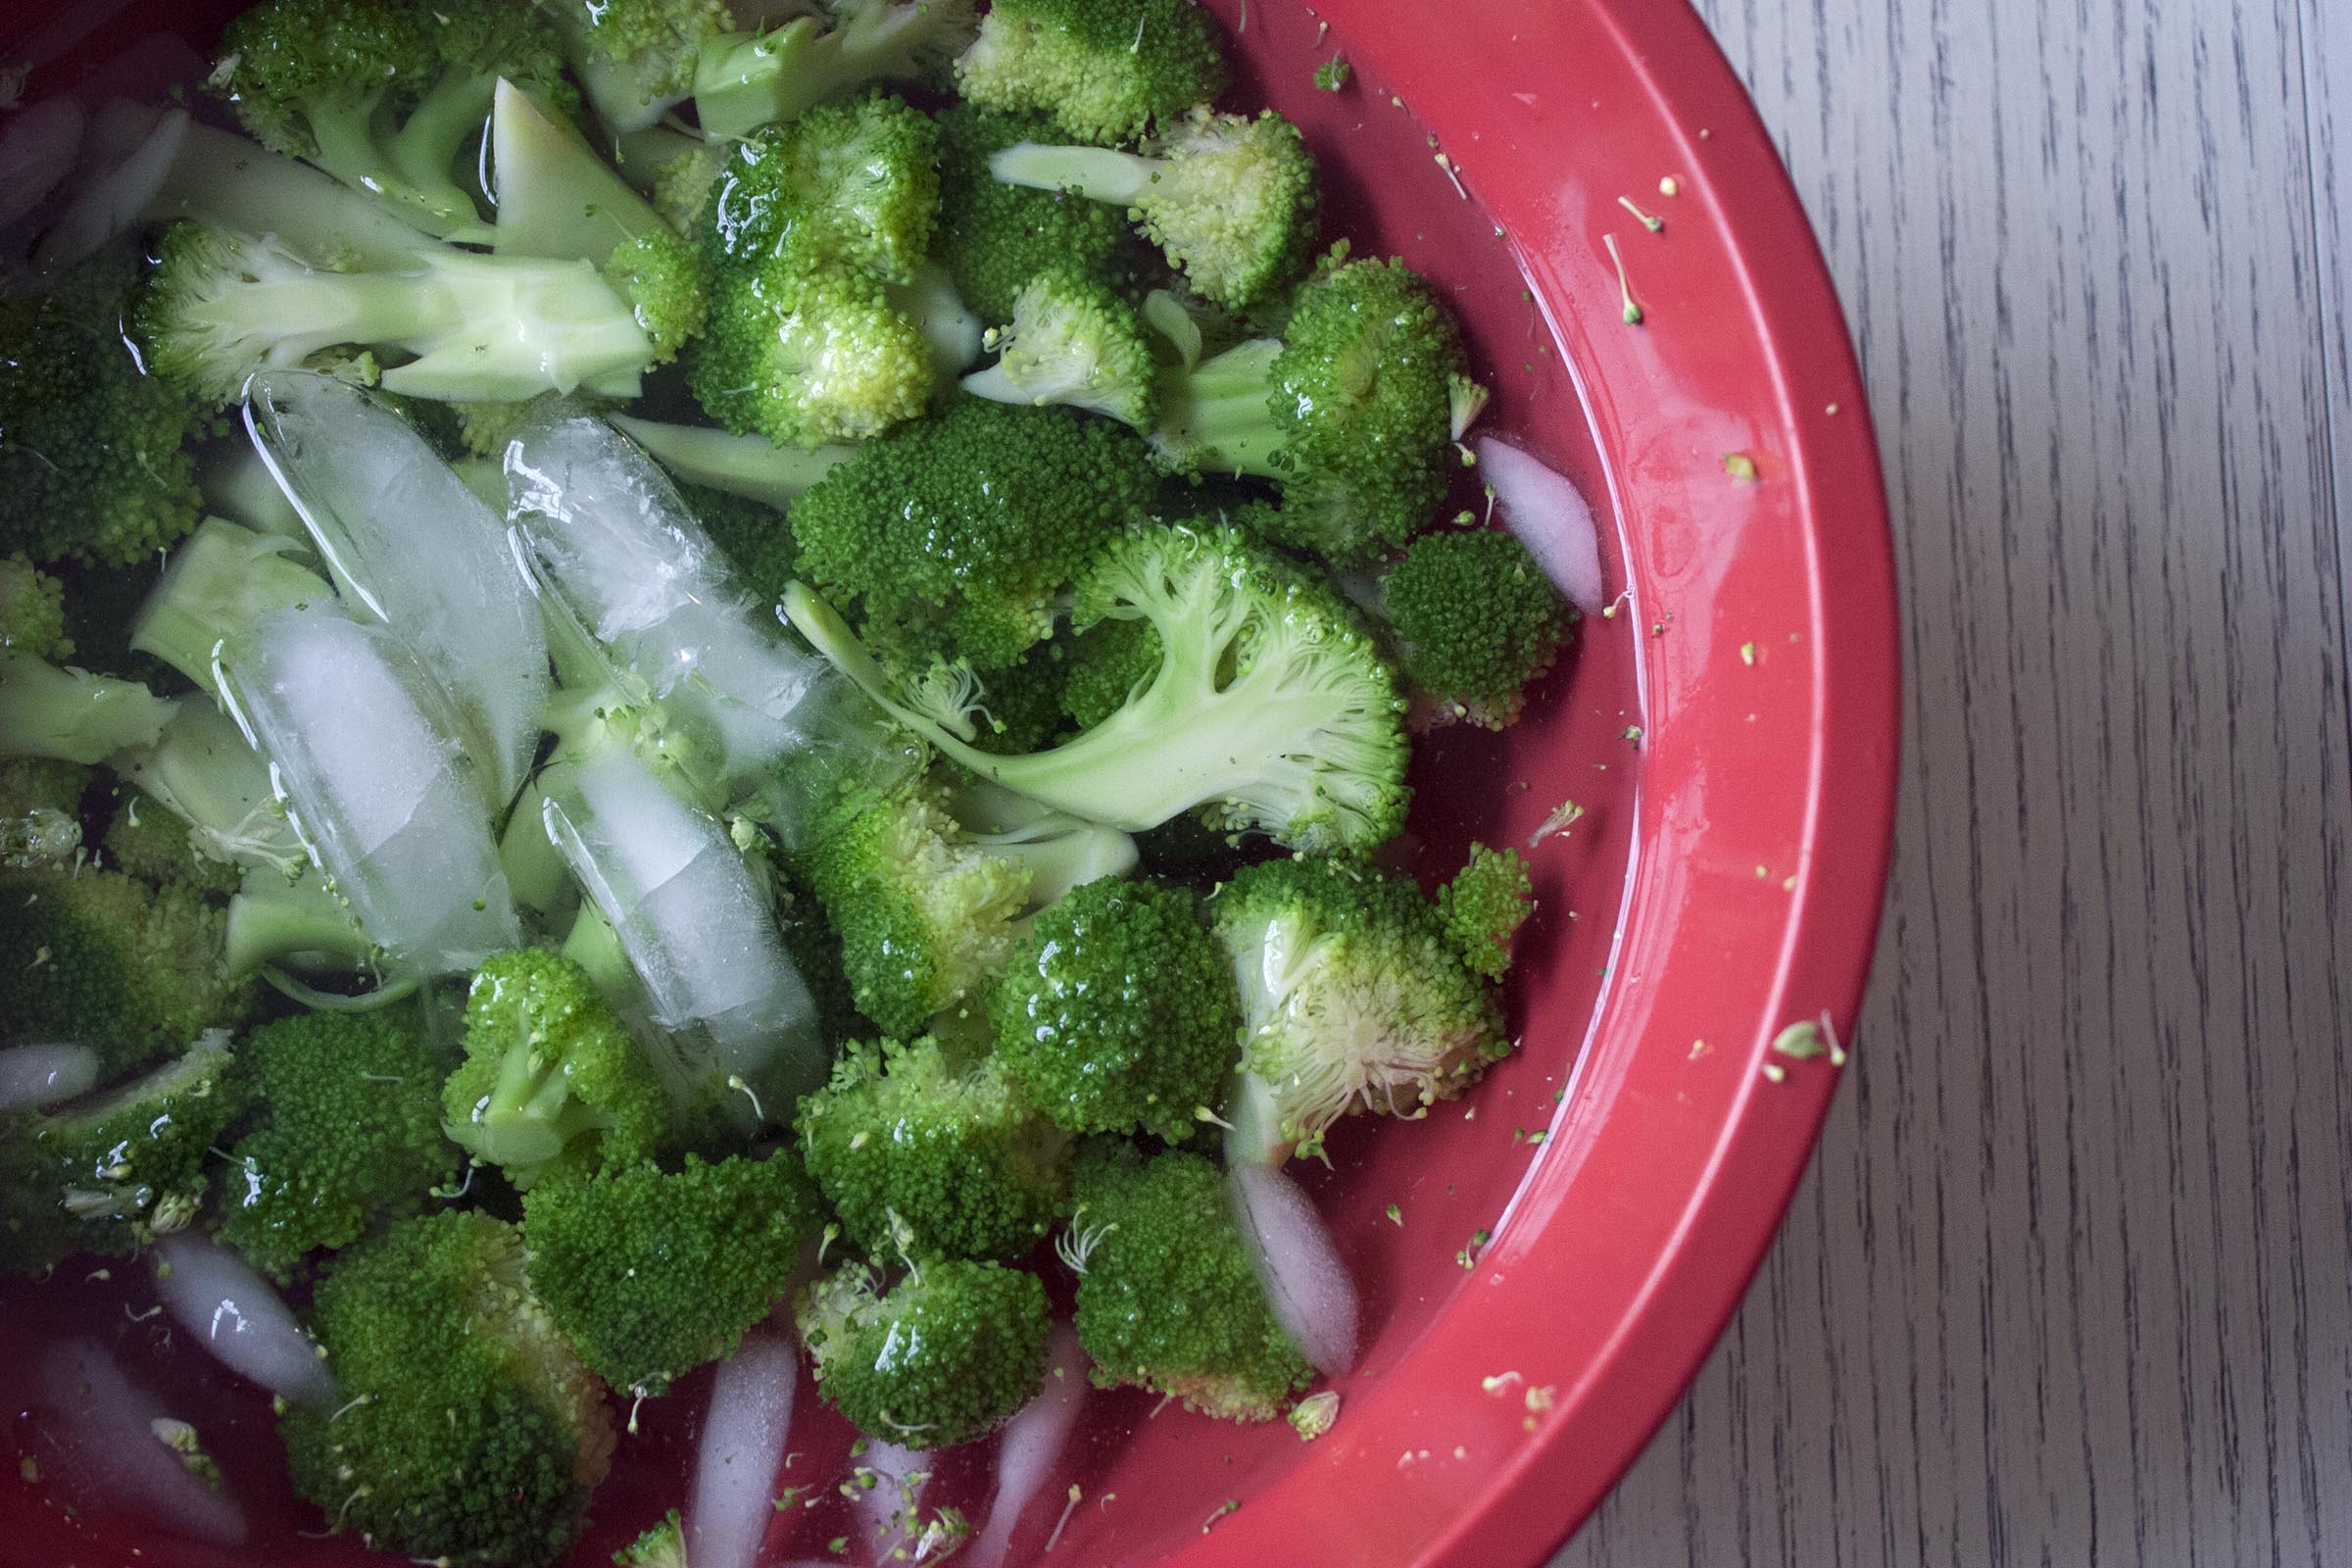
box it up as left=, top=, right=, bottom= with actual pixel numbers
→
left=1552, top=0, right=2352, bottom=1562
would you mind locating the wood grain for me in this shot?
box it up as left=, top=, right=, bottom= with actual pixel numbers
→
left=1550, top=0, right=2352, bottom=1563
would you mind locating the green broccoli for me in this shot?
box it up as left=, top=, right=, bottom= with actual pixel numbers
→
left=934, top=104, right=1140, bottom=324
left=955, top=0, right=1226, bottom=145
left=1210, top=850, right=1528, bottom=1163
left=1066, top=1143, right=1311, bottom=1421
left=211, top=0, right=575, bottom=240
left=441, top=948, right=670, bottom=1190
left=0, top=255, right=218, bottom=568
left=948, top=642, right=1075, bottom=754
left=100, top=790, right=245, bottom=896
left=990, top=108, right=1316, bottom=310
left=0, top=555, right=70, bottom=660
left=0, top=866, right=253, bottom=1078
left=706, top=92, right=942, bottom=285
left=989, top=875, right=1238, bottom=1141
left=520, top=1153, right=824, bottom=1396
left=0, top=758, right=88, bottom=869
left=612, top=415, right=857, bottom=514
left=1383, top=529, right=1572, bottom=728
left=688, top=254, right=936, bottom=447
left=0, top=656, right=180, bottom=765
left=1312, top=55, right=1351, bottom=92
left=962, top=266, right=1157, bottom=426
left=785, top=398, right=1160, bottom=670
left=280, top=1210, right=614, bottom=1568
left=1439, top=842, right=1536, bottom=982
left=0, top=1031, right=241, bottom=1275
left=798, top=1253, right=1049, bottom=1445
left=786, top=522, right=1411, bottom=853
left=1056, top=615, right=1160, bottom=729
left=797, top=1036, right=1073, bottom=1259
left=215, top=1007, right=464, bottom=1281
left=692, top=0, right=979, bottom=143
left=613, top=1511, right=686, bottom=1568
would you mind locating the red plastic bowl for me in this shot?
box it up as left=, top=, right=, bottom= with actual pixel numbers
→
left=0, top=1, right=1896, bottom=1564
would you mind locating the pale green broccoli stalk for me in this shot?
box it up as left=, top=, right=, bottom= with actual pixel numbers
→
left=222, top=863, right=380, bottom=982
left=216, top=1007, right=463, bottom=1282
left=784, top=522, right=1412, bottom=853
left=705, top=91, right=941, bottom=283
left=961, top=266, right=1156, bottom=426
left=0, top=555, right=70, bottom=660
left=693, top=0, right=980, bottom=143
left=688, top=255, right=936, bottom=446
left=990, top=109, right=1316, bottom=310
left=933, top=103, right=1140, bottom=324
left=127, top=516, right=334, bottom=698
left=1382, top=529, right=1573, bottom=728
left=796, top=1036, right=1074, bottom=1259
left=0, top=656, right=179, bottom=765
left=520, top=1154, right=825, bottom=1395
left=988, top=875, right=1240, bottom=1142
left=441, top=948, right=670, bottom=1189
left=1066, top=1143, right=1311, bottom=1421
left=0, top=1031, right=240, bottom=1276
left=279, top=1212, right=614, bottom=1568
left=611, top=414, right=857, bottom=510
left=486, top=79, right=675, bottom=269
left=797, top=1253, right=1050, bottom=1445
left=886, top=260, right=987, bottom=378
left=954, top=0, right=1226, bottom=145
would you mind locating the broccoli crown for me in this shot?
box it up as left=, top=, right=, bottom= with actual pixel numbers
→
left=1438, top=842, right=1534, bottom=982
left=689, top=256, right=936, bottom=447
left=1057, top=615, right=1161, bottom=730
left=217, top=1007, right=464, bottom=1281
left=707, top=92, right=943, bottom=285
left=101, top=790, right=245, bottom=897
left=1384, top=528, right=1571, bottom=727
left=769, top=860, right=877, bottom=1049
left=0, top=1032, right=240, bottom=1274
left=564, top=0, right=732, bottom=68
left=214, top=0, right=440, bottom=157
left=0, top=866, right=253, bottom=1079
left=0, top=757, right=88, bottom=870
left=797, top=773, right=1034, bottom=1037
left=989, top=875, right=1238, bottom=1141
left=798, top=1254, right=1050, bottom=1445
left=0, top=256, right=214, bottom=567
left=520, top=1153, right=823, bottom=1396
left=441, top=948, right=669, bottom=1190
left=0, top=554, right=70, bottom=660
left=1068, top=1144, right=1311, bottom=1421
left=955, top=0, right=1227, bottom=144
left=788, top=397, right=1159, bottom=670
left=605, top=227, right=713, bottom=359
left=613, top=1510, right=687, bottom=1568
left=281, top=1210, right=613, bottom=1568
left=797, top=1036, right=1074, bottom=1259
left=934, top=104, right=1138, bottom=324
left=1209, top=853, right=1508, bottom=1154
left=962, top=266, right=1157, bottom=427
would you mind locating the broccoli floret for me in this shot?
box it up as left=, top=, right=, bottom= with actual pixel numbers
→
left=0, top=256, right=218, bottom=568
left=693, top=0, right=979, bottom=143
left=991, top=109, right=1316, bottom=311
left=689, top=255, right=936, bottom=446
left=707, top=91, right=941, bottom=285
left=1057, top=615, right=1159, bottom=729
left=0, top=656, right=180, bottom=765
left=520, top=1153, right=824, bottom=1396
left=934, top=104, right=1139, bottom=324
left=0, top=758, right=88, bottom=869
left=612, top=414, right=857, bottom=513
left=441, top=949, right=670, bottom=1190
left=1210, top=852, right=1522, bottom=1162
left=100, top=791, right=245, bottom=896
left=212, top=0, right=573, bottom=239
left=1151, top=255, right=1465, bottom=562
left=786, top=398, right=1160, bottom=670
left=1438, top=842, right=1535, bottom=982
left=0, top=555, right=70, bottom=660
left=955, top=0, right=1226, bottom=145
left=787, top=522, right=1411, bottom=852
left=126, top=516, right=334, bottom=698
left=988, top=875, right=1238, bottom=1141
left=797, top=1253, right=1049, bottom=1445
left=0, top=1032, right=240, bottom=1275
left=1383, top=529, right=1572, bottom=727
left=798, top=1036, right=1073, bottom=1259
left=0, top=866, right=253, bottom=1078
left=138, top=222, right=697, bottom=407
left=215, top=1007, right=463, bottom=1281
left=962, top=266, right=1157, bottom=426
left=1066, top=1144, right=1310, bottom=1421
left=613, top=1511, right=686, bottom=1568
left=280, top=1211, right=614, bottom=1568
left=1311, top=55, right=1350, bottom=92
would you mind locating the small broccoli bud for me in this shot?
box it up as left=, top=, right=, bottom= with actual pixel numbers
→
left=1383, top=528, right=1573, bottom=729
left=1438, top=844, right=1535, bottom=981
left=689, top=255, right=935, bottom=447
left=797, top=1254, right=1050, bottom=1446
left=1312, top=56, right=1351, bottom=92
left=705, top=91, right=941, bottom=285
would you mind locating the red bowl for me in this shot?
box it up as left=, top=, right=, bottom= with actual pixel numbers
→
left=0, top=1, right=1896, bottom=1564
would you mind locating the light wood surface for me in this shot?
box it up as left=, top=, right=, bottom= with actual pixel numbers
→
left=1552, top=0, right=2352, bottom=1562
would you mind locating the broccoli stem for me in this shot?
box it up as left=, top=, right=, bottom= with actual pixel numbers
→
left=472, top=1038, right=615, bottom=1167
left=693, top=5, right=962, bottom=144
left=224, top=865, right=377, bottom=979
left=127, top=519, right=333, bottom=698
left=610, top=415, right=855, bottom=509
left=1150, top=338, right=1286, bottom=476
left=886, top=262, right=986, bottom=380
left=119, top=704, right=309, bottom=876
left=489, top=80, right=668, bottom=267
left=296, top=81, right=490, bottom=241
left=150, top=122, right=446, bottom=270
left=0, top=657, right=180, bottom=765
left=987, top=141, right=1161, bottom=206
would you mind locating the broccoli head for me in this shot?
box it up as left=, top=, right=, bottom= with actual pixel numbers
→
left=281, top=1210, right=614, bottom=1568
left=521, top=1153, right=825, bottom=1396
left=961, top=266, right=1157, bottom=426
left=955, top=0, right=1227, bottom=145
left=216, top=1007, right=465, bottom=1282
left=0, top=554, right=70, bottom=660
left=989, top=876, right=1239, bottom=1141
left=1383, top=528, right=1572, bottom=728
left=689, top=255, right=936, bottom=447
left=934, top=104, right=1139, bottom=324
left=707, top=91, right=942, bottom=285
left=1437, top=842, right=1535, bottom=983
left=798, top=1253, right=1050, bottom=1445
left=1067, top=1143, right=1311, bottom=1421
left=797, top=1036, right=1074, bottom=1259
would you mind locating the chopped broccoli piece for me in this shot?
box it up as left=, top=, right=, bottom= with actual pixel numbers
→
left=520, top=1154, right=825, bottom=1396
left=692, top=0, right=979, bottom=143
left=0, top=656, right=180, bottom=765
left=689, top=254, right=936, bottom=446
left=1068, top=1144, right=1311, bottom=1420
left=991, top=108, right=1317, bottom=310
left=216, top=1007, right=463, bottom=1282
left=126, top=516, right=333, bottom=699
left=100, top=791, right=245, bottom=896
left=798, top=1253, right=1049, bottom=1445
left=797, top=1036, right=1073, bottom=1259
left=442, top=949, right=670, bottom=1190
left=0, top=555, right=70, bottom=660
left=706, top=91, right=942, bottom=285
left=962, top=266, right=1157, bottom=426
left=613, top=1510, right=686, bottom=1568
left=280, top=1211, right=614, bottom=1568
left=786, top=522, right=1411, bottom=852
left=934, top=104, right=1139, bottom=324
left=1383, top=529, right=1572, bottom=727
left=1312, top=55, right=1350, bottom=91
left=955, top=0, right=1226, bottom=144
left=989, top=875, right=1239, bottom=1141
left=1438, top=842, right=1535, bottom=982
left=612, top=415, right=857, bottom=513
left=0, top=758, right=87, bottom=870
left=115, top=703, right=312, bottom=903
